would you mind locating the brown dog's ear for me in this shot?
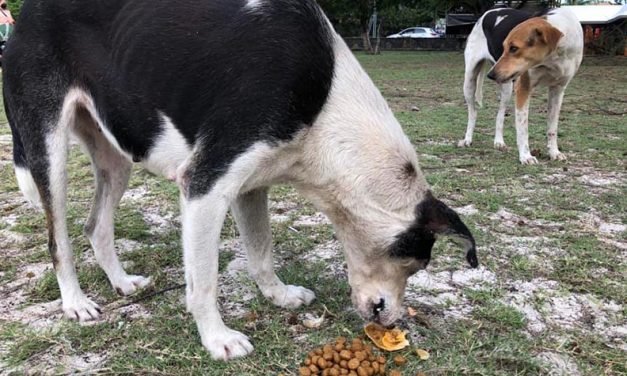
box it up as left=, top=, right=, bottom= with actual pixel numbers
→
left=529, top=28, right=543, bottom=46
left=533, top=26, right=563, bottom=52
left=544, top=25, right=564, bottom=51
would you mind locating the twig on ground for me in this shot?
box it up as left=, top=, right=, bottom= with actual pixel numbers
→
left=322, top=304, right=337, bottom=318
left=592, top=105, right=626, bottom=116
left=111, top=283, right=186, bottom=310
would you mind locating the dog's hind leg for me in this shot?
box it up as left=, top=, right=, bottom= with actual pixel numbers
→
left=547, top=85, right=567, bottom=161
left=231, top=188, right=315, bottom=308
left=494, top=81, right=513, bottom=150
left=74, top=108, right=152, bottom=296
left=458, top=59, right=486, bottom=148
left=30, top=100, right=101, bottom=321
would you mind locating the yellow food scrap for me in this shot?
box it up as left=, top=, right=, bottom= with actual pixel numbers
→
left=416, top=348, right=430, bottom=360
left=364, top=323, right=410, bottom=351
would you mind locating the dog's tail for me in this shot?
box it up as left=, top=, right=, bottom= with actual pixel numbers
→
left=475, top=60, right=489, bottom=108
left=6, top=102, right=42, bottom=208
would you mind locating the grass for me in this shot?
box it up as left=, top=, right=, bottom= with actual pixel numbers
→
left=0, top=51, right=626, bottom=375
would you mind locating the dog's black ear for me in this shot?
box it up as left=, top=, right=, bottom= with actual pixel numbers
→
left=390, top=191, right=478, bottom=268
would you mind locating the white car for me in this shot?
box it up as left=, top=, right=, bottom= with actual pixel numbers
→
left=387, top=27, right=440, bottom=38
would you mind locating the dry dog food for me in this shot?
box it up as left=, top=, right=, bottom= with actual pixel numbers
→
left=300, top=337, right=386, bottom=376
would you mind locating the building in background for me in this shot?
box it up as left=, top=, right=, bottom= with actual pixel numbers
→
left=564, top=4, right=626, bottom=54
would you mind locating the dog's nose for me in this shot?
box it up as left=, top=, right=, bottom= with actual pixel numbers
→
left=372, top=298, right=385, bottom=317
left=487, top=70, right=496, bottom=81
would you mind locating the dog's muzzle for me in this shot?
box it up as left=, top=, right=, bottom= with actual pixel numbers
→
left=487, top=69, right=497, bottom=81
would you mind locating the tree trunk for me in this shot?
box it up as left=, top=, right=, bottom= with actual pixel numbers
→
left=361, top=30, right=372, bottom=53
left=373, top=22, right=382, bottom=55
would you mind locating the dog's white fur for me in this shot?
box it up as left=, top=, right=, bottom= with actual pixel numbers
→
left=459, top=8, right=583, bottom=164
left=244, top=0, right=264, bottom=10
left=14, top=166, right=41, bottom=207
left=142, top=113, right=191, bottom=181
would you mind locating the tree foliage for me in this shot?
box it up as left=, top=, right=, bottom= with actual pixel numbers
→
left=7, top=0, right=24, bottom=18
left=317, top=0, right=564, bottom=37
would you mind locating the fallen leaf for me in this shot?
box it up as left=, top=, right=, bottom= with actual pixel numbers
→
left=416, top=348, right=430, bottom=360
left=407, top=307, right=418, bottom=317
left=287, top=313, right=299, bottom=325
left=244, top=311, right=259, bottom=322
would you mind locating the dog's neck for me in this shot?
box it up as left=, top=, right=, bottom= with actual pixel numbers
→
left=289, top=35, right=430, bottom=256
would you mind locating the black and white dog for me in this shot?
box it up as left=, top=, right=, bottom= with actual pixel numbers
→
left=4, top=0, right=478, bottom=360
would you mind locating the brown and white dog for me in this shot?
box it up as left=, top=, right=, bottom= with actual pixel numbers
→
left=459, top=8, right=583, bottom=164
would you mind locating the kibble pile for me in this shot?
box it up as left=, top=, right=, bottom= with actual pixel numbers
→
left=299, top=336, right=411, bottom=376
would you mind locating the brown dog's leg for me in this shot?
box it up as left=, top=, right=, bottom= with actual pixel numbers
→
left=514, top=72, right=537, bottom=165
left=547, top=85, right=567, bottom=161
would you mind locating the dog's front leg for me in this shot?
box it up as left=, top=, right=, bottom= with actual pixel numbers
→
left=181, top=190, right=253, bottom=360
left=547, top=85, right=567, bottom=161
left=494, top=81, right=513, bottom=150
left=515, top=72, right=538, bottom=165
left=231, top=188, right=315, bottom=308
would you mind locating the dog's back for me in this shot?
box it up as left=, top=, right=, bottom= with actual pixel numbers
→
left=4, top=0, right=335, bottom=172
left=543, top=7, right=584, bottom=68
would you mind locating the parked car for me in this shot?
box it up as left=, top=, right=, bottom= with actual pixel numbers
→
left=387, top=27, right=440, bottom=38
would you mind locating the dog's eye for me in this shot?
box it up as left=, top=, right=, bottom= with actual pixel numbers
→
left=509, top=45, right=519, bottom=53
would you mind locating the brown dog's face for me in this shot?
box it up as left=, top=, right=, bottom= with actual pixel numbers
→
left=488, top=18, right=563, bottom=84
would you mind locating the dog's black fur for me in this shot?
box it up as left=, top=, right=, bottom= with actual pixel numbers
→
left=482, top=9, right=533, bottom=61
left=3, top=0, right=334, bottom=198
left=389, top=191, right=478, bottom=267
left=481, top=8, right=557, bottom=61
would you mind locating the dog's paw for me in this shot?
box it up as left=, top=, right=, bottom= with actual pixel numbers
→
left=520, top=155, right=539, bottom=165
left=494, top=140, right=508, bottom=151
left=202, top=328, right=254, bottom=361
left=63, top=294, right=101, bottom=322
left=113, top=275, right=152, bottom=296
left=457, top=139, right=472, bottom=148
left=549, top=151, right=567, bottom=161
left=264, top=285, right=316, bottom=309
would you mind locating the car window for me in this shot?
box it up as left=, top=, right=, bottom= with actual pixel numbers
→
left=401, top=29, right=413, bottom=35
left=416, top=29, right=426, bottom=34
